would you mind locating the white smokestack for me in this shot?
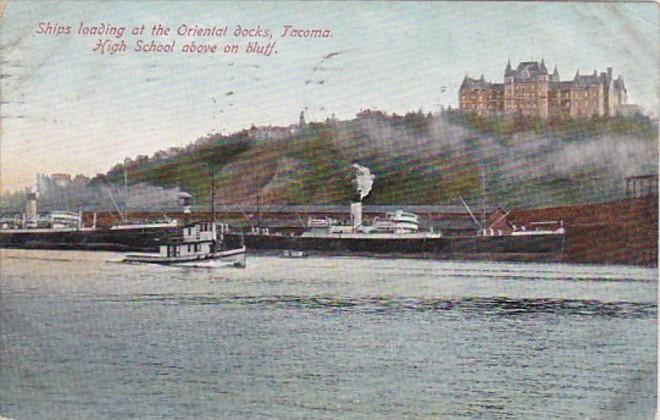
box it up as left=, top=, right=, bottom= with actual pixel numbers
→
left=179, top=192, right=192, bottom=214
left=351, top=202, right=362, bottom=231
left=26, top=192, right=37, bottom=228
left=352, top=163, right=375, bottom=200
left=350, top=164, right=374, bottom=232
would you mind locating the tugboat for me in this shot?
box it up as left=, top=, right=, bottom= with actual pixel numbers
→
left=122, top=220, right=246, bottom=268
left=122, top=190, right=246, bottom=267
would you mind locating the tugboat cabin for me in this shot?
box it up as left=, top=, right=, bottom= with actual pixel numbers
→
left=160, top=221, right=223, bottom=258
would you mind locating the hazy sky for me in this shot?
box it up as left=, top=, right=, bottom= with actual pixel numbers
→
left=1, top=1, right=658, bottom=193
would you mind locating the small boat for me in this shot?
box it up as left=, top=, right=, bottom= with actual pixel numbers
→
left=282, top=249, right=307, bottom=258
left=123, top=221, right=246, bottom=268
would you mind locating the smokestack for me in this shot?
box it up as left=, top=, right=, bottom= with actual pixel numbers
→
left=350, top=164, right=375, bottom=232
left=179, top=192, right=192, bottom=225
left=351, top=201, right=362, bottom=232
left=26, top=192, right=37, bottom=228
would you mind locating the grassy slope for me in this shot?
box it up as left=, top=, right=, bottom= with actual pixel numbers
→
left=97, top=111, right=658, bottom=208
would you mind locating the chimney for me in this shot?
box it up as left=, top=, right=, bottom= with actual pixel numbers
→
left=179, top=192, right=193, bottom=225
left=351, top=201, right=362, bottom=232
left=25, top=192, right=38, bottom=228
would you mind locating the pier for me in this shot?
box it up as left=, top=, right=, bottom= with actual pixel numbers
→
left=79, top=197, right=658, bottom=267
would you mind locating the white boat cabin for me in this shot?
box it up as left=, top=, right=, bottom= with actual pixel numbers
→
left=301, top=209, right=440, bottom=238
left=159, top=221, right=227, bottom=258
left=372, top=210, right=420, bottom=234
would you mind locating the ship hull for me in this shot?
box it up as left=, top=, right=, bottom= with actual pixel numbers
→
left=225, top=233, right=565, bottom=262
left=123, top=246, right=247, bottom=268
left=0, top=227, right=181, bottom=252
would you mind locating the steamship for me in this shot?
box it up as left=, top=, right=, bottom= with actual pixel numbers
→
left=123, top=220, right=246, bottom=268
left=225, top=164, right=566, bottom=262
left=0, top=192, right=243, bottom=253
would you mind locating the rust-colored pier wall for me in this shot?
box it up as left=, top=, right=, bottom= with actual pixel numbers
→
left=510, top=197, right=658, bottom=267
left=82, top=197, right=658, bottom=267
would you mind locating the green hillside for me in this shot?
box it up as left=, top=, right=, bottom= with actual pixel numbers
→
left=94, top=109, right=658, bottom=209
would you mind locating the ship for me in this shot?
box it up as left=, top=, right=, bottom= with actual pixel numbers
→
left=123, top=220, right=246, bottom=268
left=0, top=191, right=243, bottom=253
left=225, top=164, right=566, bottom=262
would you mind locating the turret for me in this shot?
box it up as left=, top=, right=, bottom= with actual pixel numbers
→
left=504, top=58, right=513, bottom=77
left=551, top=65, right=559, bottom=82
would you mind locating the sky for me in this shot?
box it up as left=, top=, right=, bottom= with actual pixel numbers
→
left=1, top=1, right=658, bottom=193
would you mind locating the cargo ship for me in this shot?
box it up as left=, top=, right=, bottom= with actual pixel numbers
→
left=0, top=191, right=182, bottom=251
left=0, top=192, right=243, bottom=252
left=0, top=222, right=181, bottom=252
left=225, top=164, right=566, bottom=262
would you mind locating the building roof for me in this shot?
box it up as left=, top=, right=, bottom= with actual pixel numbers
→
left=509, top=60, right=548, bottom=82
left=490, top=83, right=504, bottom=92
left=625, top=174, right=657, bottom=181
left=550, top=80, right=574, bottom=90
left=460, top=78, right=504, bottom=92
left=460, top=75, right=491, bottom=90
left=613, top=77, right=626, bottom=91
left=573, top=70, right=601, bottom=87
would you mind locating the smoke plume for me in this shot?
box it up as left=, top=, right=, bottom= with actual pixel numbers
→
left=352, top=163, right=375, bottom=200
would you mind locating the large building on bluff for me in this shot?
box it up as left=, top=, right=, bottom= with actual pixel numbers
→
left=459, top=59, right=632, bottom=119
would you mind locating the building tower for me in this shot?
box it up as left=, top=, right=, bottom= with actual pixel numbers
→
left=504, top=59, right=515, bottom=113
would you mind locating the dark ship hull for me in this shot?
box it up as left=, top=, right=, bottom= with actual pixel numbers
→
left=0, top=226, right=181, bottom=252
left=225, top=232, right=565, bottom=262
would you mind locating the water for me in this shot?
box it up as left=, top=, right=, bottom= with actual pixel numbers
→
left=0, top=249, right=657, bottom=419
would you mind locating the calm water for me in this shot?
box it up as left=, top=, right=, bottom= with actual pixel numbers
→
left=0, top=249, right=657, bottom=419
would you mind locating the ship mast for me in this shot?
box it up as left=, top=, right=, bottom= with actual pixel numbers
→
left=123, top=158, right=130, bottom=217
left=257, top=191, right=261, bottom=229
left=210, top=165, right=216, bottom=222
left=124, top=165, right=128, bottom=208
left=481, top=166, right=486, bottom=228
left=255, top=172, right=261, bottom=229
left=103, top=185, right=126, bottom=223
left=459, top=196, right=483, bottom=231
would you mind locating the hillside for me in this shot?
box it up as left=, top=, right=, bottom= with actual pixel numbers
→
left=92, top=110, right=659, bottom=209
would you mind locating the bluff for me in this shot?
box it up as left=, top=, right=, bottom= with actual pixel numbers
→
left=92, top=109, right=659, bottom=210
